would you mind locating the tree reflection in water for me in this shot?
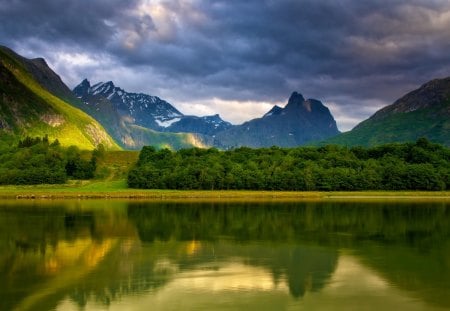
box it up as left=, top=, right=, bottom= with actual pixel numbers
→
left=0, top=200, right=448, bottom=310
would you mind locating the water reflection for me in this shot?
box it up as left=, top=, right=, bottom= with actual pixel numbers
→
left=0, top=200, right=449, bottom=310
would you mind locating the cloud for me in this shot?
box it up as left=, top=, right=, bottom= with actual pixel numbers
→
left=1, top=0, right=450, bottom=129
left=325, top=100, right=386, bottom=132
left=176, top=98, right=281, bottom=125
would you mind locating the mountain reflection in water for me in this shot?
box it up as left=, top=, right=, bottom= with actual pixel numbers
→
left=0, top=200, right=449, bottom=310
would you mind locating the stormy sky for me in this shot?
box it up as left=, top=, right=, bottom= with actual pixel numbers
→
left=1, top=0, right=450, bottom=131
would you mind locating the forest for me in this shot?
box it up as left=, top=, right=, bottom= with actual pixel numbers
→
left=128, top=138, right=450, bottom=191
left=0, top=135, right=101, bottom=184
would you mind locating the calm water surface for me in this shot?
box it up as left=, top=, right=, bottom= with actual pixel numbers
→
left=0, top=200, right=449, bottom=310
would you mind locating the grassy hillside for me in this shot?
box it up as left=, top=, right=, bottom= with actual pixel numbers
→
left=0, top=47, right=120, bottom=150
left=126, top=124, right=208, bottom=150
left=322, top=77, right=450, bottom=147
left=325, top=100, right=450, bottom=147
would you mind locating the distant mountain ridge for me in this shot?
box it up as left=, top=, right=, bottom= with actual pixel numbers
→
left=72, top=79, right=232, bottom=149
left=215, top=92, right=340, bottom=148
left=74, top=79, right=184, bottom=130
left=73, top=79, right=233, bottom=135
left=73, top=81, right=340, bottom=149
left=326, top=77, right=450, bottom=146
left=71, top=79, right=213, bottom=150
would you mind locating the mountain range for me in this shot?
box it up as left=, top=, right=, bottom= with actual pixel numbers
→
left=214, top=92, right=339, bottom=148
left=72, top=79, right=340, bottom=149
left=73, top=79, right=235, bottom=135
left=1, top=45, right=449, bottom=150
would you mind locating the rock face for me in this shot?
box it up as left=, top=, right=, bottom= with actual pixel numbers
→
left=214, top=92, right=340, bottom=148
left=263, top=105, right=283, bottom=117
left=325, top=77, right=450, bottom=146
left=74, top=79, right=183, bottom=130
left=73, top=80, right=231, bottom=136
left=165, top=114, right=233, bottom=136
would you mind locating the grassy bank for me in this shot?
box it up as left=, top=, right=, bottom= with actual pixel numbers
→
left=0, top=179, right=450, bottom=200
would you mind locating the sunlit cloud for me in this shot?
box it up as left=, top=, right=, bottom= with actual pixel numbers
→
left=326, top=100, right=386, bottom=132
left=176, top=98, right=282, bottom=124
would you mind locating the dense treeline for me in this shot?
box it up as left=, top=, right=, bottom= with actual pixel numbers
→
left=128, top=138, right=450, bottom=191
left=0, top=136, right=102, bottom=185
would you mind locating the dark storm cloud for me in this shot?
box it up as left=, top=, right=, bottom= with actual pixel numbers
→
left=0, top=0, right=144, bottom=48
left=109, top=0, right=450, bottom=99
left=1, top=0, right=450, bottom=129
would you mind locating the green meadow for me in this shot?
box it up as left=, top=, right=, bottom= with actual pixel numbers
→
left=1, top=179, right=449, bottom=200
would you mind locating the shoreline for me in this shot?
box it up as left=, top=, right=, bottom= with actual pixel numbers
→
left=0, top=181, right=449, bottom=201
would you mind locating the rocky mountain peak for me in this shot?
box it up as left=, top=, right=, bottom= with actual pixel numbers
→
left=80, top=78, right=90, bottom=87
left=72, top=79, right=184, bottom=131
left=286, top=92, right=306, bottom=107
left=215, top=91, right=340, bottom=148
left=90, top=81, right=116, bottom=96
left=283, top=92, right=330, bottom=116
left=263, top=105, right=283, bottom=117
left=73, top=79, right=92, bottom=98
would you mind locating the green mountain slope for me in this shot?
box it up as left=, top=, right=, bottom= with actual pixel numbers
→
left=127, top=124, right=209, bottom=150
left=325, top=77, right=450, bottom=146
left=0, top=46, right=120, bottom=150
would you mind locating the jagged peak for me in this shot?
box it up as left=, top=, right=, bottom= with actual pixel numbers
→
left=88, top=81, right=116, bottom=96
left=288, top=92, right=305, bottom=104
left=72, top=79, right=92, bottom=97
left=284, top=92, right=306, bottom=112
left=263, top=105, right=283, bottom=117
left=283, top=91, right=306, bottom=112
left=103, top=80, right=115, bottom=87
left=283, top=92, right=330, bottom=114
left=80, top=78, right=90, bottom=87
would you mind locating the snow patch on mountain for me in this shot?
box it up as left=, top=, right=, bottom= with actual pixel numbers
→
left=73, top=79, right=232, bottom=136
left=155, top=118, right=181, bottom=128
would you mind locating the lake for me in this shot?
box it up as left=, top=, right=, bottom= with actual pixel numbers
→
left=0, top=199, right=449, bottom=310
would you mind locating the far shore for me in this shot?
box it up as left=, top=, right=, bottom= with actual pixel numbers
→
left=0, top=180, right=449, bottom=201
